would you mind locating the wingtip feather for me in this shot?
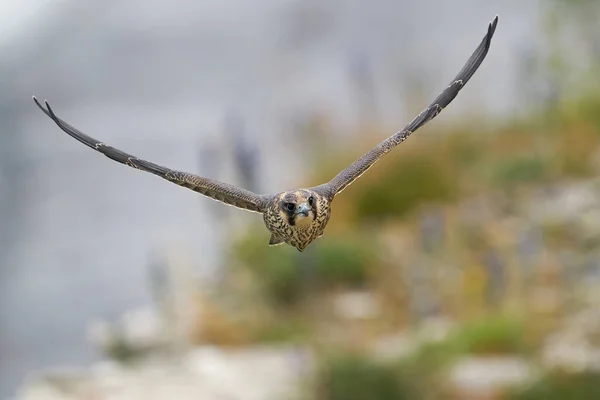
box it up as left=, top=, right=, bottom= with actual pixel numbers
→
left=484, top=14, right=499, bottom=47
left=490, top=15, right=499, bottom=33
left=44, top=99, right=57, bottom=119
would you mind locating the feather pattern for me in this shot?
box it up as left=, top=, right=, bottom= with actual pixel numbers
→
left=32, top=15, right=498, bottom=251
left=32, top=98, right=270, bottom=213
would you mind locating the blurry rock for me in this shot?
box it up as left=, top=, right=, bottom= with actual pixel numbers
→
left=186, top=345, right=312, bottom=400
left=17, top=382, right=71, bottom=400
left=86, top=307, right=168, bottom=361
left=17, top=367, right=92, bottom=400
left=542, top=334, right=596, bottom=373
left=333, top=290, right=381, bottom=320
left=530, top=182, right=597, bottom=225
left=416, top=316, right=456, bottom=344
left=370, top=332, right=414, bottom=361
left=541, top=306, right=600, bottom=373
left=447, top=356, right=533, bottom=399
left=370, top=317, right=455, bottom=362
left=121, top=307, right=166, bottom=349
left=16, top=346, right=311, bottom=400
left=89, top=360, right=128, bottom=389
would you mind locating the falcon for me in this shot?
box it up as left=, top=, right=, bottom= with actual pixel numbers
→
left=33, top=15, right=498, bottom=252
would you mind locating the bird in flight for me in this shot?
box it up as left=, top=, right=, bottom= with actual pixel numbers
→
left=33, top=15, right=498, bottom=252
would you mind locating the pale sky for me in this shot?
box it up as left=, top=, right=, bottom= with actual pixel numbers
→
left=0, top=0, right=53, bottom=45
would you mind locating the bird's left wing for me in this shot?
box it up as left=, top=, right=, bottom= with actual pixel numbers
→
left=315, top=15, right=499, bottom=200
left=33, top=97, right=270, bottom=213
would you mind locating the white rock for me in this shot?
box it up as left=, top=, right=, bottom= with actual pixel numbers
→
left=370, top=332, right=415, bottom=361
left=531, top=182, right=598, bottom=224
left=15, top=346, right=310, bottom=400
left=542, top=340, right=592, bottom=373
left=185, top=345, right=311, bottom=400
left=333, top=291, right=381, bottom=320
left=121, top=307, right=166, bottom=349
left=448, top=356, right=533, bottom=395
left=416, top=316, right=455, bottom=344
left=16, top=382, right=68, bottom=400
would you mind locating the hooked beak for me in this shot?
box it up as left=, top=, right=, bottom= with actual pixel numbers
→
left=294, top=203, right=311, bottom=217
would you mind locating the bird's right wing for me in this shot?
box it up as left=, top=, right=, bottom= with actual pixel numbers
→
left=33, top=97, right=270, bottom=213
left=315, top=15, right=499, bottom=200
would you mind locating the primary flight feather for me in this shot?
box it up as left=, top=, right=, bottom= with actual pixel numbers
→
left=33, top=15, right=499, bottom=251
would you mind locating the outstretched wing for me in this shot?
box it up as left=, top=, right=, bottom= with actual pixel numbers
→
left=316, top=15, right=499, bottom=199
left=32, top=97, right=269, bottom=213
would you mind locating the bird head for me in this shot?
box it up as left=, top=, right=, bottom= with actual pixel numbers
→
left=277, top=189, right=320, bottom=227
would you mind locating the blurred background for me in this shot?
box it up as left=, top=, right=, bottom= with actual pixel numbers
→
left=3, top=0, right=600, bottom=399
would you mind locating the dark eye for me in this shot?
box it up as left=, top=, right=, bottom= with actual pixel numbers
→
left=308, top=196, right=314, bottom=206
left=285, top=203, right=295, bottom=211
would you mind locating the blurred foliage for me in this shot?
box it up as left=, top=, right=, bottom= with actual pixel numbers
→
left=400, top=315, right=527, bottom=372
left=251, top=315, right=313, bottom=343
left=103, top=333, right=148, bottom=364
left=215, top=5, right=600, bottom=399
left=312, top=235, right=377, bottom=287
left=561, top=90, right=600, bottom=134
left=314, top=97, right=600, bottom=227
left=312, top=315, right=527, bottom=400
left=222, top=84, right=600, bottom=391
left=396, top=340, right=461, bottom=398
left=316, top=353, right=417, bottom=400
left=450, top=315, right=528, bottom=355
left=540, top=221, right=577, bottom=250
left=490, top=155, right=549, bottom=189
left=354, top=154, right=456, bottom=221
left=510, top=371, right=600, bottom=400
left=231, top=230, right=379, bottom=307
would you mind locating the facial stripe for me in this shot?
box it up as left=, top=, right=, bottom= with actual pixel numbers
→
left=310, top=194, right=318, bottom=216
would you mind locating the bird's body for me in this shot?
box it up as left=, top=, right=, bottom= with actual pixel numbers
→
left=263, top=189, right=331, bottom=251
left=32, top=16, right=499, bottom=252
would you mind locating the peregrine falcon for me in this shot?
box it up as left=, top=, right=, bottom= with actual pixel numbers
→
left=33, top=16, right=498, bottom=252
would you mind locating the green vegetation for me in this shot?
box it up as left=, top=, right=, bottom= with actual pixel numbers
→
left=232, top=231, right=379, bottom=306
left=510, top=371, right=600, bottom=400
left=354, top=153, right=457, bottom=221
left=312, top=315, right=527, bottom=400
left=316, top=353, right=417, bottom=400
left=451, top=315, right=528, bottom=355
left=490, top=155, right=549, bottom=188
left=220, top=87, right=600, bottom=398
left=251, top=316, right=313, bottom=343
left=215, top=4, right=600, bottom=398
